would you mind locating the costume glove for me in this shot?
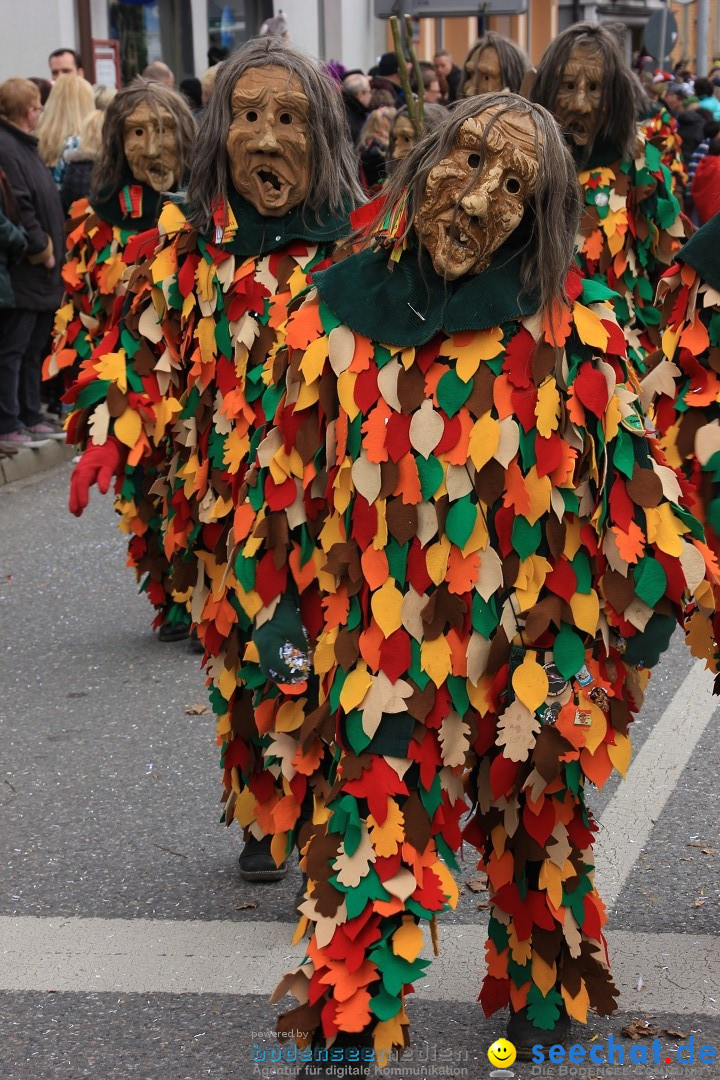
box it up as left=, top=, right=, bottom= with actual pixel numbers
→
left=69, top=436, right=124, bottom=517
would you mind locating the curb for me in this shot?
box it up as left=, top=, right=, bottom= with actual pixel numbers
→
left=0, top=440, right=74, bottom=485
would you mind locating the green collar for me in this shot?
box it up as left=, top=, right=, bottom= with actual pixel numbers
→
left=93, top=171, right=165, bottom=231
left=313, top=233, right=540, bottom=346
left=574, top=136, right=622, bottom=171
left=677, top=214, right=720, bottom=293
left=215, top=188, right=355, bottom=257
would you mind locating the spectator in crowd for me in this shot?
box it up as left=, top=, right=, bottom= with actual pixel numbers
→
left=0, top=78, right=64, bottom=447
left=358, top=104, right=396, bottom=193
left=207, top=45, right=228, bottom=67
left=688, top=118, right=720, bottom=193
left=433, top=48, right=462, bottom=102
left=0, top=168, right=27, bottom=310
left=691, top=134, right=720, bottom=223
left=60, top=108, right=105, bottom=212
left=37, top=73, right=95, bottom=186
left=373, top=52, right=408, bottom=107
left=664, top=82, right=712, bottom=162
left=369, top=85, right=394, bottom=110
left=180, top=76, right=203, bottom=114
left=421, top=67, right=443, bottom=104
left=48, top=47, right=84, bottom=81
left=29, top=77, right=52, bottom=106
left=142, top=61, right=175, bottom=87
left=342, top=72, right=372, bottom=144
left=694, top=76, right=720, bottom=121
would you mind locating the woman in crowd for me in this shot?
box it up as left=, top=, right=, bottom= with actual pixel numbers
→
left=37, top=72, right=95, bottom=187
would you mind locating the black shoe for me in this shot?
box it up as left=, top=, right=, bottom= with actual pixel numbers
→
left=238, top=835, right=287, bottom=882
left=296, top=1032, right=374, bottom=1078
left=188, top=628, right=204, bottom=654
left=506, top=1002, right=570, bottom=1061
left=157, top=618, right=190, bottom=642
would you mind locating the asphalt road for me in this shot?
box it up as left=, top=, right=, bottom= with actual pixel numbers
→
left=1, top=462, right=718, bottom=1080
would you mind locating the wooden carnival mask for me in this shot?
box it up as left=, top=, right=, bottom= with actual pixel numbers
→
left=391, top=115, right=417, bottom=161
left=416, top=106, right=539, bottom=281
left=463, top=46, right=503, bottom=97
left=553, top=43, right=604, bottom=149
left=226, top=65, right=310, bottom=217
left=123, top=102, right=180, bottom=192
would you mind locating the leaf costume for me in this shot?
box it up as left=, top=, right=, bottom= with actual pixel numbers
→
left=643, top=213, right=720, bottom=570
left=639, top=102, right=687, bottom=198
left=575, top=134, right=689, bottom=377
left=229, top=224, right=719, bottom=1055
left=57, top=180, right=190, bottom=633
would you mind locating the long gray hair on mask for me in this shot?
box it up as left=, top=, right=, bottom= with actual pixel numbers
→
left=531, top=22, right=640, bottom=164
left=463, top=32, right=530, bottom=94
left=368, top=93, right=581, bottom=324
left=185, top=38, right=364, bottom=233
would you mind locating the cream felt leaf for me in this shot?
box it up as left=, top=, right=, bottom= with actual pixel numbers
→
left=694, top=420, right=720, bottom=467
left=401, top=585, right=426, bottom=641
left=392, top=918, right=424, bottom=963
left=495, top=416, right=520, bottom=467
left=495, top=699, right=541, bottom=762
left=602, top=529, right=630, bottom=576
left=266, top=731, right=299, bottom=780
left=475, top=547, right=503, bottom=601
left=416, top=502, right=439, bottom=546
left=563, top=909, right=582, bottom=958
left=382, top=868, right=418, bottom=902
left=639, top=358, right=681, bottom=411
left=269, top=966, right=311, bottom=1006
left=332, top=827, right=376, bottom=888
left=352, top=452, right=382, bottom=505
left=445, top=463, right=473, bottom=501
left=360, top=671, right=413, bottom=740
left=547, top=821, right=572, bottom=869
left=377, top=357, right=402, bottom=412
left=328, top=324, right=355, bottom=376
left=467, top=631, right=492, bottom=684
left=231, top=312, right=260, bottom=350
left=88, top=401, right=110, bottom=445
left=438, top=709, right=471, bottom=767
left=679, top=541, right=707, bottom=593
left=254, top=254, right=279, bottom=294
left=138, top=301, right=163, bottom=344
left=409, top=399, right=444, bottom=458
left=649, top=458, right=683, bottom=504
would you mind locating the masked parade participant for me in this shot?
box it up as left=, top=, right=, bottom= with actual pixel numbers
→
left=52, top=80, right=196, bottom=641
left=65, top=40, right=363, bottom=881
left=531, top=23, right=689, bottom=377
left=223, top=95, right=719, bottom=1075
left=462, top=31, right=530, bottom=98
left=642, top=213, right=720, bottom=570
left=389, top=103, right=446, bottom=166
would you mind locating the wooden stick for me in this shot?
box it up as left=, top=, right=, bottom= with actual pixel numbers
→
left=404, top=14, right=425, bottom=128
left=389, top=14, right=421, bottom=138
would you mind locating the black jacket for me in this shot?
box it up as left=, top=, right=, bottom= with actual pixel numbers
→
left=342, top=91, right=370, bottom=146
left=0, top=174, right=27, bottom=309
left=61, top=152, right=96, bottom=214
left=0, top=118, right=63, bottom=310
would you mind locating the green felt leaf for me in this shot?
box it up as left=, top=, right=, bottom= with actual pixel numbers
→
left=643, top=140, right=662, bottom=174
left=553, top=624, right=585, bottom=680
left=655, top=195, right=680, bottom=231
left=261, top=381, right=283, bottom=423
left=447, top=674, right=469, bottom=718
left=633, top=556, right=667, bottom=609
left=345, top=710, right=373, bottom=754
left=347, top=414, right=363, bottom=458
left=166, top=279, right=183, bottom=313
left=319, top=299, right=342, bottom=333
left=374, top=943, right=430, bottom=997
left=570, top=551, right=592, bottom=594
left=386, top=539, right=408, bottom=584
left=472, top=593, right=498, bottom=638
left=612, top=427, right=636, bottom=480
left=512, top=515, right=541, bottom=560
left=416, top=454, right=444, bottom=497
left=418, top=772, right=443, bottom=817
left=708, top=312, right=720, bottom=348
left=580, top=278, right=617, bottom=304
left=445, top=497, right=477, bottom=549
left=409, top=639, right=430, bottom=689
left=120, top=327, right=140, bottom=359
left=488, top=915, right=510, bottom=953
left=435, top=834, right=459, bottom=872
left=234, top=552, right=255, bottom=593
left=370, top=986, right=402, bottom=1022
left=436, top=369, right=472, bottom=417
left=526, top=984, right=564, bottom=1031
left=329, top=665, right=346, bottom=713
left=344, top=869, right=390, bottom=920
left=327, top=793, right=363, bottom=855
left=563, top=759, right=581, bottom=797
left=346, top=595, right=362, bottom=631
left=76, top=378, right=112, bottom=409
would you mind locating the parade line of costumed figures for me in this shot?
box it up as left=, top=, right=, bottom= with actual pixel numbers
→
left=46, top=23, right=720, bottom=1079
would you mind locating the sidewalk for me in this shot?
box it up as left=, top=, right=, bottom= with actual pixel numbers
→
left=0, top=439, right=74, bottom=485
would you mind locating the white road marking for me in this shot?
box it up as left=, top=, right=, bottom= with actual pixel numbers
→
left=0, top=916, right=717, bottom=1015
left=596, top=659, right=719, bottom=909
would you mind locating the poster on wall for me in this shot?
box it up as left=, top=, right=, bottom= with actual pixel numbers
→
left=92, top=39, right=121, bottom=88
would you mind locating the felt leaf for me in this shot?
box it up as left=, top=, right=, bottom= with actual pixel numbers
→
left=608, top=732, right=632, bottom=777
left=299, top=335, right=329, bottom=383
left=328, top=324, right=355, bottom=376
left=495, top=699, right=541, bottom=762
left=511, top=653, right=549, bottom=711
left=371, top=579, right=404, bottom=638
left=562, top=980, right=590, bottom=1024
left=377, top=358, right=402, bottom=412
left=553, top=625, right=585, bottom=680
left=339, top=667, right=373, bottom=714
left=468, top=412, right=500, bottom=471
left=368, top=798, right=405, bottom=858
left=531, top=952, right=558, bottom=997
left=391, top=918, right=424, bottom=963
left=95, top=351, right=127, bottom=392
left=438, top=709, right=471, bottom=767
left=114, top=407, right=143, bottom=449
left=351, top=453, right=382, bottom=505
left=535, top=378, right=560, bottom=438
left=333, top=826, right=376, bottom=887
left=360, top=672, right=413, bottom=741
left=409, top=399, right=444, bottom=458
left=88, top=401, right=110, bottom=445
left=421, top=635, right=453, bottom=686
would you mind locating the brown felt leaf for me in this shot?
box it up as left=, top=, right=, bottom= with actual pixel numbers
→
left=626, top=465, right=663, bottom=508
left=386, top=499, right=418, bottom=545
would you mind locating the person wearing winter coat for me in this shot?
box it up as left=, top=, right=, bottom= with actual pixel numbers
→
left=0, top=168, right=27, bottom=308
left=691, top=136, right=720, bottom=224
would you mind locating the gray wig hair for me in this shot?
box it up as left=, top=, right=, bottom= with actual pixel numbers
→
left=185, top=38, right=364, bottom=232
left=531, top=22, right=640, bottom=162
left=463, top=31, right=530, bottom=95
left=371, top=93, right=581, bottom=323
left=91, top=79, right=196, bottom=202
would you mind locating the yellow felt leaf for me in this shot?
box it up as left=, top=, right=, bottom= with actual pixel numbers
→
left=232, top=785, right=258, bottom=826
left=573, top=302, right=610, bottom=350
left=511, top=653, right=549, bottom=712
left=433, top=859, right=459, bottom=909
left=95, top=350, right=127, bottom=391
left=371, top=578, right=404, bottom=638
left=113, top=407, right=142, bottom=448
left=337, top=370, right=359, bottom=420
left=562, top=980, right=590, bottom=1024
left=151, top=243, right=176, bottom=284
left=468, top=412, right=500, bottom=471
left=538, top=860, right=564, bottom=910
left=569, top=589, right=600, bottom=636
left=339, top=667, right=373, bottom=714
left=531, top=952, right=557, bottom=997
left=299, top=335, right=329, bottom=384
left=333, top=458, right=353, bottom=516
left=158, top=200, right=188, bottom=237
left=644, top=503, right=685, bottom=556
left=425, top=536, right=451, bottom=586
left=581, top=701, right=607, bottom=755
left=218, top=663, right=238, bottom=702
left=368, top=798, right=405, bottom=858
left=661, top=322, right=681, bottom=362
left=274, top=699, right=305, bottom=733
left=421, top=635, right=453, bottom=686
left=608, top=731, right=632, bottom=777
left=373, top=1013, right=407, bottom=1064
left=196, top=258, right=216, bottom=304
left=196, top=316, right=217, bottom=364
left=391, top=918, right=424, bottom=963
left=210, top=495, right=233, bottom=521
left=535, top=377, right=560, bottom=438
left=223, top=426, right=250, bottom=474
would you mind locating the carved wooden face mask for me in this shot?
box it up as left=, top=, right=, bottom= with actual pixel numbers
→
left=416, top=107, right=540, bottom=280
left=463, top=46, right=503, bottom=97
left=124, top=102, right=180, bottom=192
left=226, top=65, right=311, bottom=217
left=554, top=44, right=604, bottom=149
left=391, top=116, right=416, bottom=161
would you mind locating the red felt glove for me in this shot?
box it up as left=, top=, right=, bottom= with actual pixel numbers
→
left=69, top=436, right=125, bottom=517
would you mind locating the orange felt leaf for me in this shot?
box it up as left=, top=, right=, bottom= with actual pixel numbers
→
left=322, top=588, right=350, bottom=629
left=272, top=793, right=302, bottom=833
left=254, top=698, right=277, bottom=735
left=583, top=228, right=605, bottom=263
left=610, top=520, right=646, bottom=564
left=444, top=408, right=473, bottom=466
left=126, top=429, right=151, bottom=468
left=319, top=957, right=378, bottom=1000
left=566, top=382, right=586, bottom=427
left=426, top=362, right=450, bottom=404
left=290, top=544, right=318, bottom=594
left=361, top=402, right=391, bottom=464
left=580, top=743, right=613, bottom=788
left=485, top=938, right=509, bottom=979
left=679, top=262, right=698, bottom=286
left=335, top=409, right=349, bottom=463
left=361, top=545, right=389, bottom=590
left=61, top=260, right=83, bottom=291
left=233, top=501, right=257, bottom=541
left=447, top=627, right=468, bottom=677
left=502, top=460, right=532, bottom=516
left=49, top=347, right=77, bottom=374
left=487, top=848, right=514, bottom=891
left=334, top=988, right=373, bottom=1031
left=394, top=452, right=422, bottom=504
left=446, top=547, right=482, bottom=594
left=373, top=897, right=406, bottom=917
left=543, top=299, right=572, bottom=347
left=349, top=333, right=375, bottom=373
left=492, top=372, right=515, bottom=420
left=358, top=620, right=384, bottom=671
left=679, top=315, right=711, bottom=356
left=254, top=794, right=280, bottom=834
left=285, top=300, right=323, bottom=350
left=292, top=737, right=324, bottom=777
left=550, top=440, right=577, bottom=487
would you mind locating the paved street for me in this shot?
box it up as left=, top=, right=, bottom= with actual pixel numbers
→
left=1, top=462, right=719, bottom=1080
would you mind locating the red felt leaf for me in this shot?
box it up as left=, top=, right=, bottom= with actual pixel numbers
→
left=535, top=432, right=564, bottom=478
left=502, top=327, right=535, bottom=389
left=573, top=363, right=609, bottom=417
left=545, top=558, right=578, bottom=602
left=490, top=753, right=520, bottom=800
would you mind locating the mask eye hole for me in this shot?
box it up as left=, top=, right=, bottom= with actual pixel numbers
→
left=505, top=177, right=521, bottom=194
left=246, top=110, right=258, bottom=122
left=467, top=153, right=481, bottom=169
left=279, top=112, right=293, bottom=125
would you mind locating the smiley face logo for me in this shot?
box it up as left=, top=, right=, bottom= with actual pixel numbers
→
left=487, top=1038, right=517, bottom=1068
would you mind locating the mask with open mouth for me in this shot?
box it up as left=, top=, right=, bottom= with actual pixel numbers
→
left=226, top=65, right=311, bottom=217
left=553, top=43, right=604, bottom=150
left=123, top=102, right=180, bottom=193
left=415, top=105, right=540, bottom=280
left=463, top=45, right=503, bottom=97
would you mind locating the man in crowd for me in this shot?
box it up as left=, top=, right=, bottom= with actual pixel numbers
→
left=664, top=81, right=710, bottom=162
left=48, top=47, right=84, bottom=81
left=342, top=72, right=372, bottom=144
left=433, top=48, right=462, bottom=101
left=141, top=61, right=175, bottom=88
